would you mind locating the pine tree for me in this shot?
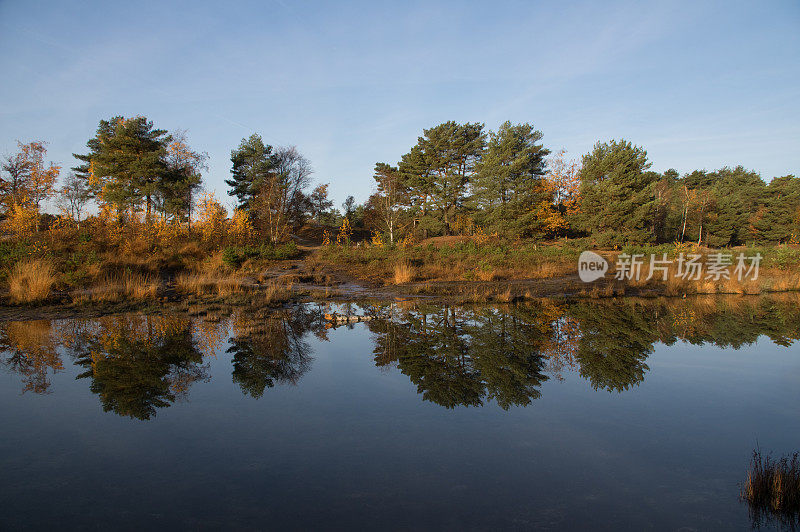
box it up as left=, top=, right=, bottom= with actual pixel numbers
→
left=226, top=134, right=275, bottom=211
left=73, top=116, right=170, bottom=221
left=750, top=175, right=800, bottom=243
left=576, top=139, right=656, bottom=243
left=472, top=121, right=549, bottom=237
left=398, top=121, right=485, bottom=235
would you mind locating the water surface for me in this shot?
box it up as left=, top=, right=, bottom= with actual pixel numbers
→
left=1, top=296, right=798, bottom=530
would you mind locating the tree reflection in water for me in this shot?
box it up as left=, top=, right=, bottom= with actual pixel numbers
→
left=228, top=308, right=315, bottom=399
left=367, top=304, right=550, bottom=409
left=0, top=295, right=798, bottom=417
left=68, top=315, right=209, bottom=420
left=0, top=319, right=63, bottom=394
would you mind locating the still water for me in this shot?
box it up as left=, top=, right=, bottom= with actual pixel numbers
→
left=0, top=296, right=798, bottom=530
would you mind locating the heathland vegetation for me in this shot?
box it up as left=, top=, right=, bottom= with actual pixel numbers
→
left=1, top=116, right=799, bottom=306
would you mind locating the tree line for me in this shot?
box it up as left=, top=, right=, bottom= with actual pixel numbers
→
left=1, top=115, right=797, bottom=247
left=369, top=122, right=799, bottom=246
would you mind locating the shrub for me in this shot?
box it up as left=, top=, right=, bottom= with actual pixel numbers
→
left=222, top=242, right=300, bottom=267
left=8, top=259, right=55, bottom=303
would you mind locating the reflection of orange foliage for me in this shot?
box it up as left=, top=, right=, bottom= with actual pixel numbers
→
left=65, top=314, right=209, bottom=398
left=541, top=311, right=582, bottom=381
left=672, top=307, right=697, bottom=337
left=0, top=320, right=63, bottom=394
left=193, top=318, right=228, bottom=358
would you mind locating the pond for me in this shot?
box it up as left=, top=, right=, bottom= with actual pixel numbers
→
left=1, top=296, right=798, bottom=530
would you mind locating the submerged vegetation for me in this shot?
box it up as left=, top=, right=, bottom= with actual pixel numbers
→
left=1, top=116, right=798, bottom=306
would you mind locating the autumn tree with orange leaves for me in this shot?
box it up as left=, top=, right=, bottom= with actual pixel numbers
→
left=539, top=149, right=582, bottom=237
left=1, top=141, right=60, bottom=211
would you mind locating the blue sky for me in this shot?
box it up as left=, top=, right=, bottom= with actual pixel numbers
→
left=1, top=0, right=798, bottom=211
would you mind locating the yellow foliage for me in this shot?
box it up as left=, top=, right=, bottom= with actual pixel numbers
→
left=336, top=217, right=352, bottom=246
left=194, top=192, right=227, bottom=246
left=5, top=204, right=39, bottom=238
left=473, top=226, right=490, bottom=245
left=451, top=214, right=474, bottom=236
left=229, top=209, right=253, bottom=245
left=398, top=233, right=415, bottom=249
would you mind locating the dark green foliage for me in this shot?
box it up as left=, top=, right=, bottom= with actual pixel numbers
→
left=472, top=121, right=550, bottom=238
left=703, top=166, right=766, bottom=246
left=368, top=305, right=549, bottom=409
left=750, top=174, right=800, bottom=244
left=73, top=116, right=171, bottom=218
left=398, top=121, right=486, bottom=235
left=72, top=318, right=206, bottom=420
left=576, top=139, right=658, bottom=244
left=72, top=117, right=205, bottom=224
left=222, top=242, right=300, bottom=267
left=569, top=300, right=655, bottom=392
left=226, top=134, right=275, bottom=211
left=228, top=311, right=312, bottom=399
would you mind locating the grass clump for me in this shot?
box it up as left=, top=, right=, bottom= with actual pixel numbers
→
left=8, top=258, right=55, bottom=303
left=393, top=261, right=415, bottom=284
left=176, top=273, right=246, bottom=296
left=742, top=449, right=800, bottom=529
left=91, top=271, right=159, bottom=301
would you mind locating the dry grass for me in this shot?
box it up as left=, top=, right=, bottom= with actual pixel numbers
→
left=495, top=287, right=513, bottom=302
left=742, top=449, right=800, bottom=528
left=477, top=268, right=497, bottom=282
left=176, top=272, right=247, bottom=296
left=264, top=279, right=294, bottom=304
left=659, top=265, right=800, bottom=296
left=393, top=261, right=415, bottom=284
left=8, top=259, right=56, bottom=303
left=90, top=271, right=159, bottom=301
left=529, top=261, right=572, bottom=279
